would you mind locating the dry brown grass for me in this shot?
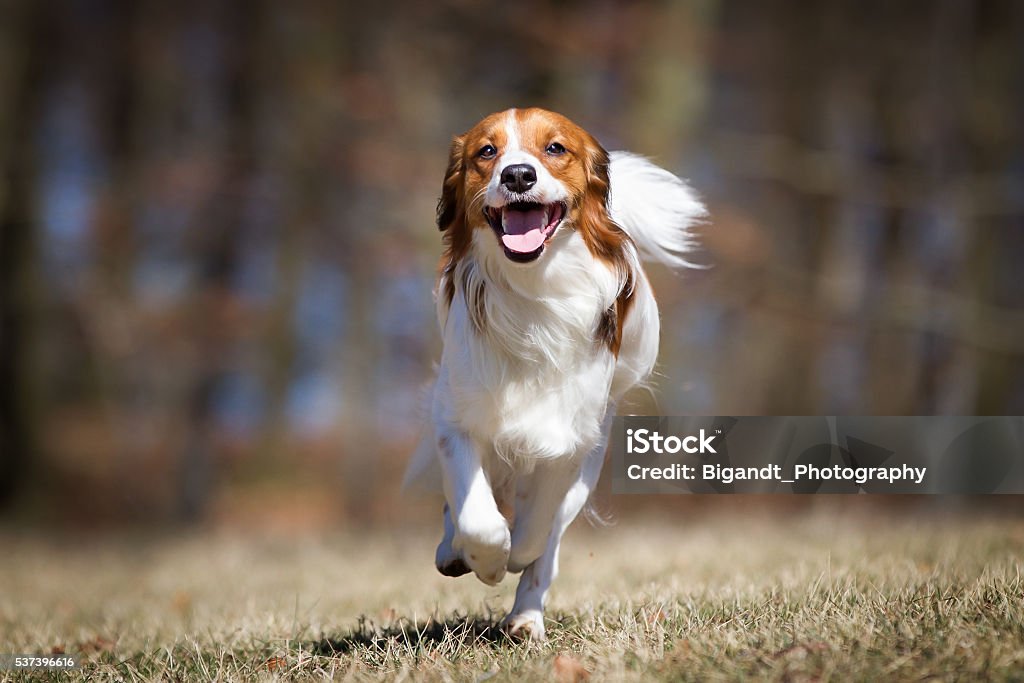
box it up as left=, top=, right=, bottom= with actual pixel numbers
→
left=2, top=508, right=1023, bottom=681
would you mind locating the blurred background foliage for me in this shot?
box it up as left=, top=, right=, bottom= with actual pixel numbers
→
left=0, top=0, right=1022, bottom=527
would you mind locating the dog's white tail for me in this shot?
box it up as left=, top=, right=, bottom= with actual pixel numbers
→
left=608, top=151, right=706, bottom=269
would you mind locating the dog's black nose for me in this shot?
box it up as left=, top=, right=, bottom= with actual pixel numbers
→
left=500, top=164, right=537, bottom=193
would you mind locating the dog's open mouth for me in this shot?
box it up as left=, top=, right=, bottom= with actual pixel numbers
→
left=484, top=201, right=567, bottom=263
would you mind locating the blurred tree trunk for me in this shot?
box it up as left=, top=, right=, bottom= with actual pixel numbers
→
left=0, top=1, right=49, bottom=510
left=254, top=2, right=314, bottom=473
left=179, top=0, right=262, bottom=521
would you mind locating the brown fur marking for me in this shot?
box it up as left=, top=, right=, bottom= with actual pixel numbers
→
left=461, top=266, right=487, bottom=334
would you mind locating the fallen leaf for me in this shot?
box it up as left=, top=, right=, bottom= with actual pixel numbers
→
left=553, top=654, right=590, bottom=682
left=171, top=591, right=193, bottom=614
left=78, top=637, right=116, bottom=654
left=645, top=608, right=668, bottom=625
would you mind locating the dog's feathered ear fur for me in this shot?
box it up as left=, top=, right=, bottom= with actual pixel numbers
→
left=582, top=132, right=611, bottom=196
left=574, top=132, right=637, bottom=356
left=576, top=132, right=628, bottom=264
left=437, top=135, right=465, bottom=232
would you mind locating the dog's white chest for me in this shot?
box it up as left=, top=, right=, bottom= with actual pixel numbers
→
left=440, top=289, right=615, bottom=459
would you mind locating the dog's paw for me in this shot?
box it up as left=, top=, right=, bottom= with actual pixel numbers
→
left=436, top=556, right=471, bottom=577
left=435, top=531, right=471, bottom=577
left=501, top=610, right=546, bottom=641
left=455, top=513, right=511, bottom=586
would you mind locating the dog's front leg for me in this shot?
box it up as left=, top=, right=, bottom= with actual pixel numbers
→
left=502, top=410, right=612, bottom=640
left=506, top=460, right=580, bottom=574
left=435, top=503, right=470, bottom=577
left=436, top=426, right=511, bottom=585
left=502, top=442, right=605, bottom=640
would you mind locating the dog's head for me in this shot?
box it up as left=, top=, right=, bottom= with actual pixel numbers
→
left=437, top=108, right=623, bottom=266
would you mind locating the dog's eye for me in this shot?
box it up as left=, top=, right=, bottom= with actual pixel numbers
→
left=545, top=142, right=566, bottom=155
left=477, top=144, right=497, bottom=159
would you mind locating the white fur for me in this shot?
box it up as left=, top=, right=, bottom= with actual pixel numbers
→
left=405, top=148, right=704, bottom=640
left=608, top=151, right=707, bottom=268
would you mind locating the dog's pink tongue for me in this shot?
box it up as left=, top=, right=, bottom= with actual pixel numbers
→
left=501, top=207, right=547, bottom=253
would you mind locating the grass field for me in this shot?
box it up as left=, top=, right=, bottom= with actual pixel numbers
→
left=2, top=507, right=1024, bottom=681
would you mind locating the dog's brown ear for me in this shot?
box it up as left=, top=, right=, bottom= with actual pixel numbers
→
left=577, top=133, right=618, bottom=258
left=437, top=135, right=465, bottom=232
left=578, top=132, right=634, bottom=355
left=582, top=132, right=611, bottom=204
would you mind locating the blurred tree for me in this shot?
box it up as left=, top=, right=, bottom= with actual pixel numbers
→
left=177, top=0, right=263, bottom=520
left=0, top=1, right=48, bottom=509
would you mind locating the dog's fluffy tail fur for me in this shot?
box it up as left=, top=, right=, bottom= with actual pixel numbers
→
left=607, top=151, right=706, bottom=269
